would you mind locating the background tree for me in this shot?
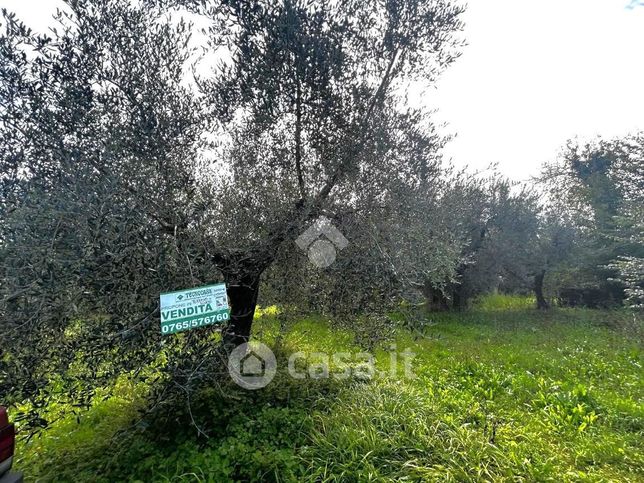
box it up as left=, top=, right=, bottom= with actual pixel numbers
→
left=413, top=173, right=541, bottom=310
left=539, top=134, right=644, bottom=307
left=530, top=212, right=577, bottom=309
left=605, top=133, right=644, bottom=309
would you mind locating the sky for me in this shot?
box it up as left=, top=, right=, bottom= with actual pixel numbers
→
left=424, top=0, right=644, bottom=180
left=1, top=0, right=643, bottom=181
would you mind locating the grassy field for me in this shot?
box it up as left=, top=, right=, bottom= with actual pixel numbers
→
left=14, top=296, right=643, bottom=482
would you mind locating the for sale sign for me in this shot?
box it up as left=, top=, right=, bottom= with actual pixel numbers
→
left=160, top=283, right=230, bottom=335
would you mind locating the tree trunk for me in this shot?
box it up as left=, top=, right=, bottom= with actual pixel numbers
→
left=534, top=269, right=549, bottom=310
left=419, top=279, right=450, bottom=311
left=222, top=273, right=261, bottom=348
left=452, top=284, right=467, bottom=310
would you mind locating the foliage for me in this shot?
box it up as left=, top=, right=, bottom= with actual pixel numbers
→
left=0, top=0, right=641, bottom=478
left=539, top=134, right=644, bottom=308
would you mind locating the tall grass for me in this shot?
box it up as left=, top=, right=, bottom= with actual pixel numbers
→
left=15, top=295, right=643, bottom=482
left=473, top=292, right=536, bottom=311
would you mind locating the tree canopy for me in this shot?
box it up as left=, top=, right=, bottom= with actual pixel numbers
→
left=0, top=0, right=465, bottom=432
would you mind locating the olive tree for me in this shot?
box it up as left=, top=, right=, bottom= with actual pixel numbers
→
left=408, top=172, right=542, bottom=310
left=0, top=0, right=464, bottom=431
left=183, top=0, right=464, bottom=344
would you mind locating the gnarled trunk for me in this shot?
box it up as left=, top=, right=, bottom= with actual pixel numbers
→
left=534, top=269, right=549, bottom=310
left=222, top=273, right=261, bottom=348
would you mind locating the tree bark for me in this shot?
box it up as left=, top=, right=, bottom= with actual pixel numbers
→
left=222, top=273, right=261, bottom=348
left=451, top=264, right=469, bottom=311
left=418, top=279, right=450, bottom=311
left=534, top=269, right=549, bottom=310
left=452, top=284, right=467, bottom=311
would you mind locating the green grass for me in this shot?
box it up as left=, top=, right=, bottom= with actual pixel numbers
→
left=472, top=292, right=537, bottom=311
left=14, top=296, right=644, bottom=482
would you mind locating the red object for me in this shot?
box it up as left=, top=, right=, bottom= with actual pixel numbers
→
left=0, top=407, right=15, bottom=463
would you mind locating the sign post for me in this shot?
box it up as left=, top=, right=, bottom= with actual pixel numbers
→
left=160, top=283, right=230, bottom=335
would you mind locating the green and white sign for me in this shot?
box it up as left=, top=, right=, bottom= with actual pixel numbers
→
left=160, top=283, right=230, bottom=335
